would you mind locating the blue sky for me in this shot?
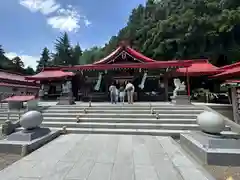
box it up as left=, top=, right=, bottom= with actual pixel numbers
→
left=0, top=0, right=146, bottom=69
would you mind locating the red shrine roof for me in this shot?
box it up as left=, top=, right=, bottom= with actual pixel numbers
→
left=25, top=69, right=75, bottom=80
left=2, top=95, right=36, bottom=102
left=93, top=45, right=155, bottom=65
left=0, top=82, right=39, bottom=89
left=219, top=61, right=240, bottom=70
left=63, top=60, right=192, bottom=71
left=211, top=65, right=240, bottom=78
left=224, top=79, right=240, bottom=84
left=175, top=59, right=222, bottom=76
left=62, top=44, right=192, bottom=71
left=0, top=70, right=32, bottom=83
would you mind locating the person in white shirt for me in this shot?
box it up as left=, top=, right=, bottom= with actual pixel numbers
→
left=125, top=81, right=135, bottom=104
left=115, top=88, right=119, bottom=103
left=119, top=85, right=125, bottom=104
left=109, top=83, right=117, bottom=104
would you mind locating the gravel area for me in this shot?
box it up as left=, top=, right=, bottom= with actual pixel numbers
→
left=0, top=153, right=22, bottom=171
left=0, top=133, right=22, bottom=171
left=174, top=139, right=240, bottom=180
left=204, top=165, right=240, bottom=180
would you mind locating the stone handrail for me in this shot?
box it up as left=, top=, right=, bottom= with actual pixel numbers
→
left=203, top=105, right=240, bottom=134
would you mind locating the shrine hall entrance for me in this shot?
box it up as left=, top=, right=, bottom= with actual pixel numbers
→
left=71, top=70, right=170, bottom=102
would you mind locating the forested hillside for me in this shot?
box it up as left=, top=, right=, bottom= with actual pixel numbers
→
left=1, top=0, right=240, bottom=73
left=100, top=0, right=240, bottom=66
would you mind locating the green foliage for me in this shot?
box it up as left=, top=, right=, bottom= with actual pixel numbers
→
left=23, top=66, right=35, bottom=75
left=53, top=32, right=73, bottom=66
left=81, top=46, right=105, bottom=65
left=97, top=0, right=240, bottom=65
left=0, top=45, right=4, bottom=56
left=72, top=43, right=82, bottom=65
left=36, top=47, right=51, bottom=72
left=11, top=56, right=24, bottom=71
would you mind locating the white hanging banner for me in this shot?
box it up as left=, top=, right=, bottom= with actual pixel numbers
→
left=94, top=72, right=102, bottom=91
left=139, top=72, right=148, bottom=90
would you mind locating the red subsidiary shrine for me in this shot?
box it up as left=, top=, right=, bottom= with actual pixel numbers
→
left=0, top=69, right=39, bottom=100
left=175, top=59, right=222, bottom=76
left=25, top=68, right=75, bottom=81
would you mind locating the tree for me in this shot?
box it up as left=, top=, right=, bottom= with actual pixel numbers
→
left=0, top=45, right=4, bottom=57
left=81, top=46, right=105, bottom=65
left=24, top=66, right=35, bottom=75
left=72, top=43, right=82, bottom=65
left=53, top=32, right=73, bottom=66
left=36, top=47, right=51, bottom=72
left=12, top=56, right=24, bottom=72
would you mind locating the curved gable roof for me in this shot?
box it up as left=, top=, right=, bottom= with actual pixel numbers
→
left=93, top=45, right=155, bottom=65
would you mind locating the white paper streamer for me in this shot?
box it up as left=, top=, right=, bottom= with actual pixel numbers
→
left=139, top=72, right=147, bottom=89
left=94, top=73, right=102, bottom=91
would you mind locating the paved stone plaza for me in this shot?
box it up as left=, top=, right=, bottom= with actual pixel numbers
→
left=0, top=134, right=214, bottom=180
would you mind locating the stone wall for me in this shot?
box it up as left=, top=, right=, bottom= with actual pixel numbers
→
left=207, top=104, right=233, bottom=121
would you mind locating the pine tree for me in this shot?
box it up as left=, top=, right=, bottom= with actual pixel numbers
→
left=53, top=32, right=73, bottom=66
left=0, top=45, right=4, bottom=57
left=36, top=47, right=51, bottom=72
left=72, top=43, right=82, bottom=65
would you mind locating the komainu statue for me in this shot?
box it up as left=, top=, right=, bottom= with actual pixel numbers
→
left=173, top=78, right=186, bottom=97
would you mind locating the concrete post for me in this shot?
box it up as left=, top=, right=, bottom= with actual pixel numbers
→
left=231, top=87, right=240, bottom=124
left=21, top=145, right=28, bottom=156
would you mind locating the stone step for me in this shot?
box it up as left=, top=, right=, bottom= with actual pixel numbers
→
left=41, top=112, right=199, bottom=119
left=0, top=113, right=22, bottom=117
left=0, top=116, right=198, bottom=124
left=44, top=127, right=191, bottom=137
left=43, top=117, right=198, bottom=124
left=42, top=121, right=200, bottom=130
left=47, top=105, right=204, bottom=110
left=43, top=109, right=204, bottom=114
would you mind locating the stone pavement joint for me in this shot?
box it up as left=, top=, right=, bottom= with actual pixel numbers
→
left=0, top=134, right=215, bottom=180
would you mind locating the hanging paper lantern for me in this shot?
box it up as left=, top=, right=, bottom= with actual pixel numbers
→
left=139, top=68, right=142, bottom=73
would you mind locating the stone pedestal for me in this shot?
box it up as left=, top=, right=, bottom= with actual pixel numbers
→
left=0, top=111, right=60, bottom=155
left=7, top=128, right=51, bottom=141
left=171, top=91, right=191, bottom=105
left=8, top=101, right=24, bottom=110
left=180, top=131, right=240, bottom=166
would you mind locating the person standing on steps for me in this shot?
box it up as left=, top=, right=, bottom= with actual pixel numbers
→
left=119, top=84, right=125, bottom=104
left=125, top=81, right=135, bottom=104
left=109, top=82, right=117, bottom=104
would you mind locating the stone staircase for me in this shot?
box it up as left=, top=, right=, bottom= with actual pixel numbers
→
left=0, top=103, right=231, bottom=137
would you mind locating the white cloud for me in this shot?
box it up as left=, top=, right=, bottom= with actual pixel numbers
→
left=84, top=18, right=92, bottom=27
left=19, top=0, right=60, bottom=15
left=5, top=52, right=39, bottom=70
left=47, top=7, right=80, bottom=32
left=19, top=0, right=91, bottom=32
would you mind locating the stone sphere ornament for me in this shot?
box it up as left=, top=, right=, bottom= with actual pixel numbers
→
left=20, top=111, right=43, bottom=130
left=197, top=111, right=225, bottom=134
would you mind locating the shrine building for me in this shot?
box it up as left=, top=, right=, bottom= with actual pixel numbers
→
left=24, top=43, right=220, bottom=102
